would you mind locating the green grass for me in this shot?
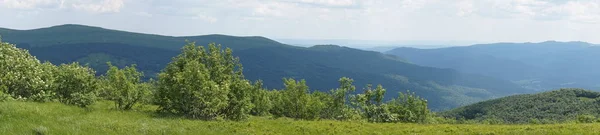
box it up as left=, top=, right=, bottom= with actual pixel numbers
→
left=2, top=101, right=600, bottom=135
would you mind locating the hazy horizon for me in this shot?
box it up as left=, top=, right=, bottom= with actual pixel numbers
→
left=1, top=0, right=600, bottom=45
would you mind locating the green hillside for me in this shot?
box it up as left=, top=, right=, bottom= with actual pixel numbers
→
left=0, top=25, right=530, bottom=110
left=442, top=88, right=600, bottom=124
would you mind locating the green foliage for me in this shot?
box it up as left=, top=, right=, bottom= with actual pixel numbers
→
left=321, top=77, right=356, bottom=120
left=443, top=88, right=600, bottom=124
left=577, top=114, right=597, bottom=123
left=351, top=86, right=431, bottom=123
left=249, top=80, right=272, bottom=116
left=54, top=63, right=98, bottom=107
left=156, top=42, right=251, bottom=120
left=387, top=90, right=430, bottom=123
left=101, top=63, right=152, bottom=110
left=30, top=62, right=58, bottom=102
left=0, top=42, right=56, bottom=101
left=2, top=39, right=435, bottom=123
left=0, top=85, right=13, bottom=102
left=222, top=79, right=253, bottom=120
left=352, top=84, right=391, bottom=122
left=271, top=78, right=322, bottom=120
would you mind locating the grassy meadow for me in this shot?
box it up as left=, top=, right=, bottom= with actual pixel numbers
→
left=1, top=101, right=599, bottom=135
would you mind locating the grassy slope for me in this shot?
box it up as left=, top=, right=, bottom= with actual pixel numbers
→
left=2, top=101, right=600, bottom=135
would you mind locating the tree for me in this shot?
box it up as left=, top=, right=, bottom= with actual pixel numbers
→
left=54, top=63, right=98, bottom=107
left=102, top=63, right=151, bottom=110
left=155, top=42, right=251, bottom=120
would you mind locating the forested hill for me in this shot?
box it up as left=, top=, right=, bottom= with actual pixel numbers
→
left=442, top=88, right=600, bottom=123
left=0, top=24, right=530, bottom=110
left=0, top=24, right=285, bottom=50
left=386, top=41, right=600, bottom=91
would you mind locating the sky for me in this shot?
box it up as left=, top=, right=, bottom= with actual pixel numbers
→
left=1, top=0, right=600, bottom=45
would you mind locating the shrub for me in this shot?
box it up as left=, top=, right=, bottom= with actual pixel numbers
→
left=0, top=42, right=56, bottom=101
left=271, top=78, right=322, bottom=120
left=249, top=80, right=272, bottom=116
left=387, top=90, right=430, bottom=123
left=156, top=42, right=251, bottom=120
left=352, top=84, right=389, bottom=122
left=321, top=77, right=356, bottom=120
left=577, top=114, right=596, bottom=123
left=54, top=63, right=98, bottom=107
left=102, top=63, right=152, bottom=110
left=0, top=85, right=13, bottom=102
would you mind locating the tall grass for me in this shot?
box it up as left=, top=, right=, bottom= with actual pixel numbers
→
left=1, top=101, right=600, bottom=135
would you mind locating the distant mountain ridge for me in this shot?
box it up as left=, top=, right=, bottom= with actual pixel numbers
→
left=386, top=41, right=600, bottom=91
left=0, top=24, right=286, bottom=50
left=0, top=24, right=530, bottom=110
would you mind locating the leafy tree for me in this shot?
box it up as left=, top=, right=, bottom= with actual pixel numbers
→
left=102, top=63, right=151, bottom=110
left=54, top=63, right=98, bottom=107
left=156, top=42, right=251, bottom=120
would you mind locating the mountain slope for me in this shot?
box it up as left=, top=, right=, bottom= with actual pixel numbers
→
left=442, top=88, right=600, bottom=123
left=0, top=24, right=286, bottom=50
left=0, top=24, right=529, bottom=110
left=386, top=41, right=600, bottom=91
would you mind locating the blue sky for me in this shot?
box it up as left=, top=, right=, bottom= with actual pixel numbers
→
left=1, top=0, right=600, bottom=45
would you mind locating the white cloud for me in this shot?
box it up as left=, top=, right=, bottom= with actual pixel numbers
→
left=133, top=11, right=152, bottom=17
left=400, top=0, right=433, bottom=11
left=1, top=0, right=61, bottom=9
left=2, top=0, right=600, bottom=43
left=192, top=13, right=217, bottom=23
left=561, top=1, right=600, bottom=23
left=253, top=2, right=287, bottom=17
left=71, top=0, right=124, bottom=13
left=456, top=0, right=475, bottom=17
left=445, top=0, right=600, bottom=23
left=1, top=0, right=124, bottom=13
left=298, top=0, right=357, bottom=7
